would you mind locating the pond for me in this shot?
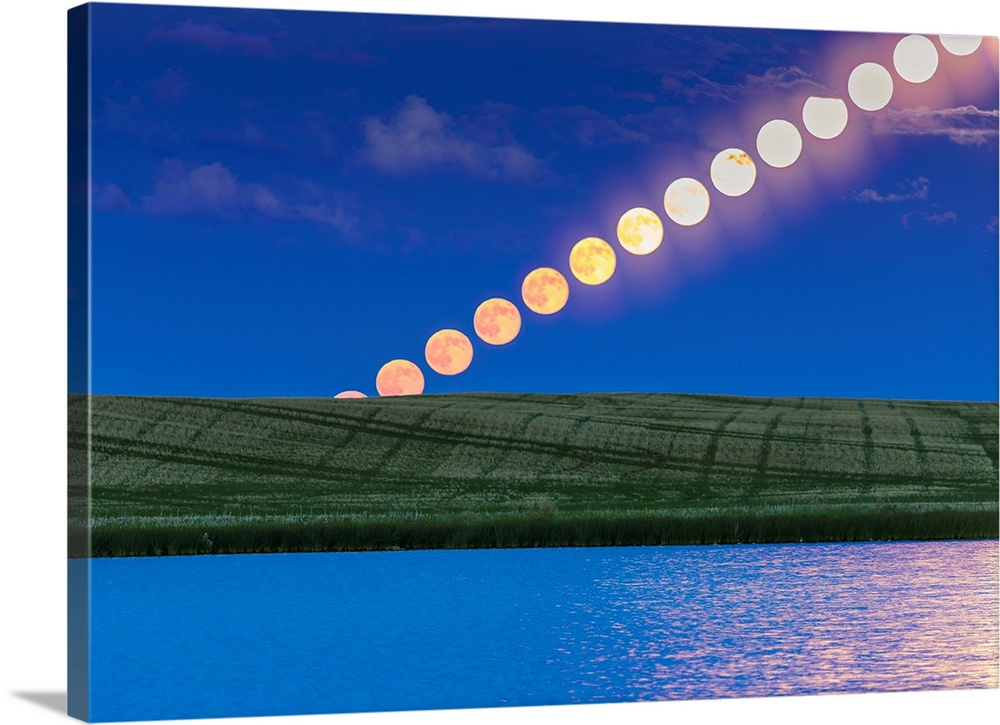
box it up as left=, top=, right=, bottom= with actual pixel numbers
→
left=86, top=539, right=998, bottom=722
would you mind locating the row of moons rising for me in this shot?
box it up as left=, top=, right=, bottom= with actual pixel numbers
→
left=335, top=33, right=986, bottom=399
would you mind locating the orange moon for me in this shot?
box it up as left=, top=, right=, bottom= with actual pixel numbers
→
left=569, top=237, right=616, bottom=285
left=334, top=390, right=366, bottom=399
left=521, top=267, right=569, bottom=315
left=375, top=359, right=425, bottom=396
left=474, top=297, right=521, bottom=345
left=617, top=207, right=664, bottom=255
left=425, top=329, right=474, bottom=375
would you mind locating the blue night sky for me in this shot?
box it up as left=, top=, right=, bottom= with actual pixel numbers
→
left=84, top=3, right=999, bottom=400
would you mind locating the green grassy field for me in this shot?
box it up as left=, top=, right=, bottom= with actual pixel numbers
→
left=68, top=392, right=999, bottom=556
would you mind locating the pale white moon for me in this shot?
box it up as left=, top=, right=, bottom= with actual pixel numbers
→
left=848, top=62, right=893, bottom=111
left=616, top=207, right=664, bottom=255
left=894, top=34, right=938, bottom=83
left=709, top=148, right=756, bottom=197
left=940, top=35, right=983, bottom=56
left=756, top=120, right=802, bottom=168
left=802, top=97, right=849, bottom=139
left=663, top=178, right=710, bottom=226
left=334, top=390, right=366, bottom=399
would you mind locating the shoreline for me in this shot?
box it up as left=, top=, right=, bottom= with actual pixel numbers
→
left=76, top=505, right=998, bottom=557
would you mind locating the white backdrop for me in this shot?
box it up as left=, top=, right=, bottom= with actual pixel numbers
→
left=1, top=1, right=997, bottom=724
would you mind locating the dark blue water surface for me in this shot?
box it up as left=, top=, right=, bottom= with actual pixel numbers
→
left=88, top=540, right=999, bottom=722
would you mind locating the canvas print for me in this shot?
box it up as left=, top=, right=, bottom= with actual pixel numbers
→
left=67, top=2, right=999, bottom=722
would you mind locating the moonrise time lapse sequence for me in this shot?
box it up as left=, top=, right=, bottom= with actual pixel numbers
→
left=68, top=4, right=997, bottom=723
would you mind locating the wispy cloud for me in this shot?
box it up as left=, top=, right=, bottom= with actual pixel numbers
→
left=609, top=29, right=753, bottom=76
left=198, top=111, right=345, bottom=160
left=853, top=177, right=930, bottom=204
left=662, top=65, right=827, bottom=103
left=91, top=183, right=132, bottom=211
left=902, top=210, right=957, bottom=230
left=987, top=216, right=998, bottom=234
left=134, top=160, right=357, bottom=236
left=140, top=160, right=271, bottom=217
left=361, top=95, right=547, bottom=182
left=539, top=105, right=650, bottom=146
left=868, top=106, right=999, bottom=146
left=99, top=95, right=182, bottom=148
left=147, top=20, right=276, bottom=56
left=199, top=120, right=275, bottom=150
left=148, top=69, right=190, bottom=103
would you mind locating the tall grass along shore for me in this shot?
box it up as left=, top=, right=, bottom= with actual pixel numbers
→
left=68, top=392, right=998, bottom=556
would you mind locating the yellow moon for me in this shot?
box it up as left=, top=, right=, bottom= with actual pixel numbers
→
left=848, top=62, right=893, bottom=111
left=474, top=297, right=521, bottom=345
left=756, top=119, right=802, bottom=168
left=375, top=359, right=424, bottom=396
left=663, top=177, right=710, bottom=226
left=893, top=34, right=938, bottom=83
left=424, top=329, right=473, bottom=376
left=521, top=267, right=569, bottom=315
left=334, top=390, right=366, bottom=399
left=802, top=97, right=849, bottom=139
left=569, top=237, right=616, bottom=285
left=709, top=148, right=756, bottom=197
left=617, top=207, right=664, bottom=255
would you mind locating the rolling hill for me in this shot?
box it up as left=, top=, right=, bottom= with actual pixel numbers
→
left=68, top=392, right=999, bottom=555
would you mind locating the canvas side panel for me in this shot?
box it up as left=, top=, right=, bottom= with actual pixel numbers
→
left=67, top=3, right=92, bottom=721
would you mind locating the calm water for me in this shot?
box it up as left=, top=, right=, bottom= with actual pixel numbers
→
left=88, top=540, right=999, bottom=722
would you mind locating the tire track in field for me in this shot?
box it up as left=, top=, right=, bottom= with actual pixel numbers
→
left=363, top=400, right=462, bottom=478
left=752, top=407, right=786, bottom=490
left=697, top=412, right=740, bottom=495
left=939, top=402, right=999, bottom=479
left=857, top=399, right=875, bottom=488
left=91, top=396, right=893, bottom=480
left=89, top=396, right=998, bottom=510
left=89, top=433, right=353, bottom=483
left=479, top=412, right=544, bottom=479
left=94, top=399, right=192, bottom=487
left=903, top=414, right=931, bottom=484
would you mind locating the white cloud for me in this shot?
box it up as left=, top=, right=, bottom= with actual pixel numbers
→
left=902, top=210, right=957, bottom=230
left=134, top=160, right=357, bottom=236
left=868, top=106, right=999, bottom=146
left=361, top=95, right=547, bottom=181
left=853, top=177, right=930, bottom=203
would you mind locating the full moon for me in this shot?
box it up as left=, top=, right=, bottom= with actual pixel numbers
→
left=894, top=34, right=938, bottom=83
left=940, top=35, right=983, bottom=56
left=375, top=359, right=425, bottom=396
left=569, top=237, right=616, bottom=285
left=848, top=62, right=893, bottom=111
left=663, top=177, right=710, bottom=226
left=802, top=97, right=849, bottom=139
left=617, top=207, right=664, bottom=255
left=521, top=267, right=569, bottom=315
left=756, top=119, right=802, bottom=168
left=474, top=297, right=521, bottom=345
left=425, top=329, right=473, bottom=375
left=710, top=148, right=756, bottom=197
left=334, top=390, right=366, bottom=399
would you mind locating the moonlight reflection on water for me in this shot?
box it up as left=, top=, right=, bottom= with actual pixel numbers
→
left=89, top=540, right=998, bottom=721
